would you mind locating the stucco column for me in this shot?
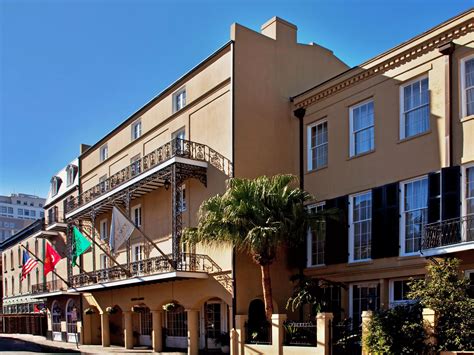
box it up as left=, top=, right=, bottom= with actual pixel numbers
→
left=379, top=278, right=389, bottom=310
left=233, top=314, right=248, bottom=355
left=124, top=311, right=134, bottom=349
left=100, top=312, right=110, bottom=347
left=271, top=314, right=286, bottom=354
left=316, top=312, right=333, bottom=355
left=361, top=310, right=373, bottom=355
left=151, top=310, right=163, bottom=352
left=186, top=309, right=199, bottom=355
left=422, top=308, right=437, bottom=349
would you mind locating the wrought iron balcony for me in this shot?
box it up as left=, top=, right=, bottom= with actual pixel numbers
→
left=421, top=215, right=474, bottom=252
left=70, top=253, right=221, bottom=288
left=31, top=280, right=67, bottom=295
left=46, top=206, right=66, bottom=230
left=65, top=138, right=232, bottom=215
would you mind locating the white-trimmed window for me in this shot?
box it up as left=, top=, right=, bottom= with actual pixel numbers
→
left=66, top=165, right=77, bottom=186
left=400, top=76, right=430, bottom=139
left=99, top=254, right=108, bottom=269
left=51, top=177, right=61, bottom=196
left=132, top=205, right=142, bottom=227
left=461, top=55, right=474, bottom=118
left=349, top=191, right=372, bottom=262
left=100, top=219, right=108, bottom=240
left=131, top=119, right=142, bottom=140
left=132, top=243, right=143, bottom=262
left=350, top=283, right=379, bottom=327
left=100, top=144, right=108, bottom=162
left=389, top=279, right=416, bottom=307
left=173, top=87, right=186, bottom=112
left=465, top=269, right=474, bottom=298
left=306, top=202, right=326, bottom=266
left=462, top=165, right=474, bottom=241
left=307, top=120, right=328, bottom=171
left=350, top=100, right=374, bottom=156
left=401, top=176, right=428, bottom=255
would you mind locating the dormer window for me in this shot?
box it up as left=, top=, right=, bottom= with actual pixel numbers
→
left=173, top=87, right=186, bottom=112
left=50, top=177, right=62, bottom=197
left=100, top=144, right=108, bottom=162
left=66, top=164, right=78, bottom=186
left=131, top=119, right=142, bottom=140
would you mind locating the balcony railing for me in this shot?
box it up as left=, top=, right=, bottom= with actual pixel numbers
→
left=31, top=280, right=67, bottom=295
left=422, top=214, right=474, bottom=250
left=47, top=206, right=64, bottom=225
left=70, top=253, right=221, bottom=288
left=65, top=138, right=232, bottom=214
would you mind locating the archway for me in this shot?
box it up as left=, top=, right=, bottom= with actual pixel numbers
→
left=200, top=297, right=230, bottom=351
left=132, top=303, right=152, bottom=347
left=65, top=299, right=79, bottom=343
left=109, top=305, right=124, bottom=347
left=51, top=300, right=62, bottom=342
left=164, top=303, right=187, bottom=350
left=246, top=299, right=270, bottom=344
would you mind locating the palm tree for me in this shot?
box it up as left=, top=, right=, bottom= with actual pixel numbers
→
left=183, top=174, right=314, bottom=320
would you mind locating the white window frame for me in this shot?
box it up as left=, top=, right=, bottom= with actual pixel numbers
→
left=462, top=163, right=474, bottom=243
left=307, top=119, right=328, bottom=171
left=99, top=254, right=108, bottom=269
left=400, top=175, right=428, bottom=256
left=100, top=144, right=108, bottom=162
left=389, top=278, right=417, bottom=307
left=99, top=219, right=108, bottom=240
left=349, top=281, right=379, bottom=323
left=173, top=87, right=186, bottom=112
left=349, top=99, right=375, bottom=157
left=131, top=119, right=142, bottom=140
left=131, top=204, right=142, bottom=227
left=399, top=75, right=430, bottom=139
left=460, top=54, right=474, bottom=119
left=349, top=191, right=372, bottom=263
left=306, top=202, right=326, bottom=267
left=132, top=243, right=143, bottom=262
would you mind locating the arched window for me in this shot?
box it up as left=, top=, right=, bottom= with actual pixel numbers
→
left=166, top=304, right=187, bottom=337
left=247, top=299, right=269, bottom=344
left=51, top=301, right=62, bottom=332
left=66, top=299, right=78, bottom=334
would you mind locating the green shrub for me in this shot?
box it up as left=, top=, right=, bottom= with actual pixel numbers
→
left=364, top=302, right=427, bottom=354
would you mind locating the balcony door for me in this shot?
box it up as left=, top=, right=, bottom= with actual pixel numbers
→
left=200, top=299, right=228, bottom=350
left=132, top=243, right=144, bottom=274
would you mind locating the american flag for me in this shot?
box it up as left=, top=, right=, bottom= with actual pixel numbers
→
left=21, top=250, right=38, bottom=280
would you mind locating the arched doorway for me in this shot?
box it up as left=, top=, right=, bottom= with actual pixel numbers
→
left=247, top=299, right=270, bottom=344
left=51, top=301, right=62, bottom=341
left=200, top=297, right=229, bottom=351
left=66, top=299, right=79, bottom=343
left=132, top=304, right=152, bottom=347
left=165, top=303, right=187, bottom=350
left=109, top=305, right=124, bottom=347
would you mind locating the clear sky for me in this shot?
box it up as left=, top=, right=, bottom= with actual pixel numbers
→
left=0, top=0, right=471, bottom=198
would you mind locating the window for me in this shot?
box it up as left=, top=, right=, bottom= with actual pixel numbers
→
left=4, top=279, right=7, bottom=297
left=307, top=202, right=326, bottom=266
left=35, top=239, right=39, bottom=256
left=131, top=120, right=142, bottom=140
left=18, top=208, right=23, bottom=216
left=100, top=144, right=108, bottom=162
left=461, top=55, right=474, bottom=118
left=464, top=166, right=474, bottom=241
left=350, top=100, right=374, bottom=156
left=166, top=305, right=187, bottom=337
left=30, top=203, right=33, bottom=206
left=40, top=212, right=44, bottom=218
left=66, top=165, right=77, bottom=186
left=7, top=207, right=13, bottom=214
left=465, top=270, right=474, bottom=298
left=173, top=88, right=186, bottom=112
left=51, top=177, right=61, bottom=196
left=401, top=177, right=428, bottom=254
left=100, top=219, right=108, bottom=240
left=0, top=206, right=6, bottom=215
left=307, top=120, right=328, bottom=170
left=349, top=192, right=372, bottom=262
left=99, top=175, right=108, bottom=193
left=389, top=279, right=416, bottom=307
left=24, top=210, right=30, bottom=216
left=179, top=186, right=186, bottom=212
left=17, top=248, right=21, bottom=267
left=38, top=204, right=42, bottom=207
left=100, top=254, right=108, bottom=269
left=18, top=274, right=22, bottom=294
left=132, top=205, right=142, bottom=227
left=350, top=283, right=379, bottom=328
left=11, top=276, right=14, bottom=296
left=132, top=243, right=143, bottom=262
left=130, top=154, right=141, bottom=176
left=400, top=76, right=430, bottom=139
left=16, top=200, right=20, bottom=204
left=31, top=210, right=36, bottom=217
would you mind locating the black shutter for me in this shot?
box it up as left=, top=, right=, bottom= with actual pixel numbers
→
left=372, top=182, right=400, bottom=259
left=428, top=172, right=441, bottom=223
left=325, top=195, right=348, bottom=265
left=441, top=166, right=461, bottom=220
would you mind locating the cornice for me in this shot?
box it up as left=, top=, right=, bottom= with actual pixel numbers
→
left=295, top=18, right=473, bottom=110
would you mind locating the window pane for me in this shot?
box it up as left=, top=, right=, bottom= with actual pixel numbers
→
left=352, top=192, right=372, bottom=260
left=404, top=178, right=428, bottom=253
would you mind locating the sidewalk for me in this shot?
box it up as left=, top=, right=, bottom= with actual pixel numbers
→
left=0, top=333, right=186, bottom=354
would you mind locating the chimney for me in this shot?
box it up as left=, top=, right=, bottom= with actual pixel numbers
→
left=261, top=17, right=297, bottom=43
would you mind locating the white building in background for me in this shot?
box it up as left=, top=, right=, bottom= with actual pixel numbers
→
left=0, top=193, right=45, bottom=242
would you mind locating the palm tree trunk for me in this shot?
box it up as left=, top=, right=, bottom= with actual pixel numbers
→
left=260, top=264, right=273, bottom=320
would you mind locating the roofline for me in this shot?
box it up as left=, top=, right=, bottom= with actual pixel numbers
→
left=0, top=219, right=44, bottom=250
left=80, top=40, right=233, bottom=159
left=291, top=8, right=474, bottom=101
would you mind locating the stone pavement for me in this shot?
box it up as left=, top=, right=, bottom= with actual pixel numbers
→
left=0, top=334, right=186, bottom=354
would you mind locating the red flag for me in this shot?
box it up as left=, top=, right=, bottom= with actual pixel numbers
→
left=44, top=243, right=61, bottom=276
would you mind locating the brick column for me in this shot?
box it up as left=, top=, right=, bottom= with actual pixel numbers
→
left=151, top=310, right=163, bottom=352
left=123, top=310, right=133, bottom=349
left=316, top=312, right=333, bottom=355
left=361, top=310, right=373, bottom=355
left=100, top=312, right=110, bottom=347
left=186, top=309, right=199, bottom=355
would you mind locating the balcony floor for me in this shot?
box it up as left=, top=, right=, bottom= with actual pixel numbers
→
left=421, top=240, right=474, bottom=257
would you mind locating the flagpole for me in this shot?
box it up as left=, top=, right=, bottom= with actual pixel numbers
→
left=74, top=224, right=131, bottom=277
left=20, top=244, right=71, bottom=288
left=114, top=205, right=176, bottom=270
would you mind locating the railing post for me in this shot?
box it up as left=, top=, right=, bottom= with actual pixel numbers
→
left=316, top=312, right=333, bottom=355
left=361, top=310, right=373, bottom=355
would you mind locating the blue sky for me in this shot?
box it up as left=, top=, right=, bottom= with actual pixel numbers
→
left=0, top=0, right=471, bottom=198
